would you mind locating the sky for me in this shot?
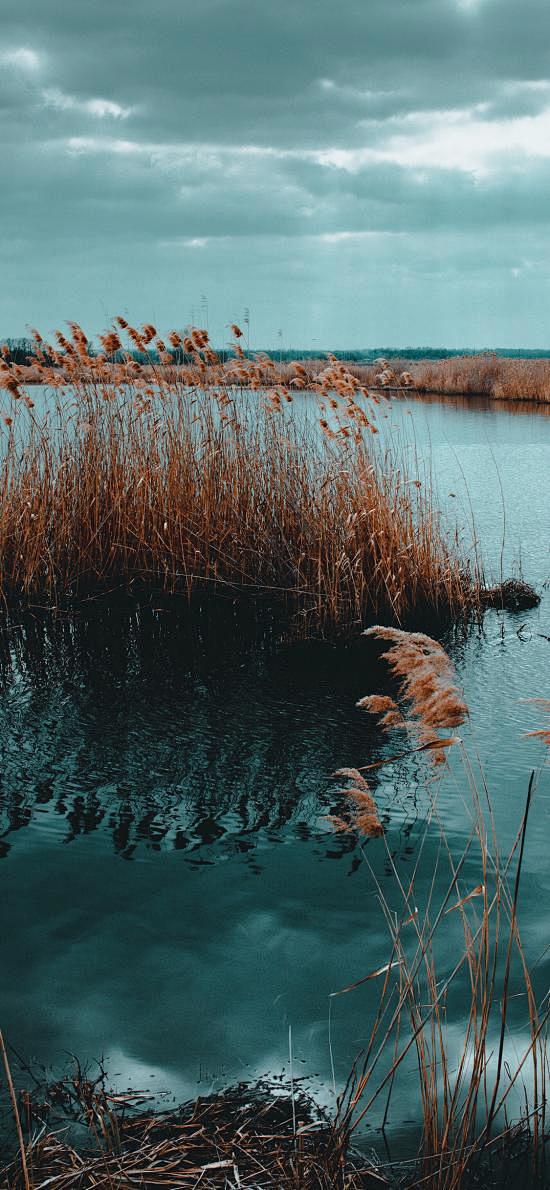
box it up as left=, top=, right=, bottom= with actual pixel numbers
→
left=2, top=0, right=550, bottom=348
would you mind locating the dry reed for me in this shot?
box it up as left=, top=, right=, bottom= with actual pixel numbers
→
left=328, top=634, right=547, bottom=1187
left=356, top=627, right=467, bottom=767
left=4, top=772, right=545, bottom=1188
left=280, top=354, right=550, bottom=404
left=0, top=1071, right=371, bottom=1188
left=380, top=355, right=550, bottom=404
left=327, top=628, right=466, bottom=837
left=327, top=772, right=385, bottom=838
left=333, top=770, right=547, bottom=1190
left=0, top=320, right=479, bottom=630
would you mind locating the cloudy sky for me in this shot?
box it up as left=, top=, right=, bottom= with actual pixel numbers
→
left=2, top=0, right=550, bottom=347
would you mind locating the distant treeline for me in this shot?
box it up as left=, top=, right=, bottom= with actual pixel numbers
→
left=2, top=336, right=550, bottom=366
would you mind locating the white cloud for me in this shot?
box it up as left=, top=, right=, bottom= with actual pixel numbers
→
left=319, top=230, right=380, bottom=243
left=86, top=97, right=131, bottom=119
left=321, top=104, right=550, bottom=176
left=51, top=98, right=550, bottom=187
left=42, top=88, right=133, bottom=120
left=376, top=106, right=550, bottom=174
left=316, top=77, right=403, bottom=104
left=0, top=46, right=41, bottom=71
left=65, top=136, right=140, bottom=155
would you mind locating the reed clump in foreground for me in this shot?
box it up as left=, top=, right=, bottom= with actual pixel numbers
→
left=0, top=320, right=480, bottom=631
left=3, top=759, right=548, bottom=1186
left=0, top=1066, right=370, bottom=1189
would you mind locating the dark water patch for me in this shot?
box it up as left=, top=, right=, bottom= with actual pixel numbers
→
left=0, top=602, right=426, bottom=866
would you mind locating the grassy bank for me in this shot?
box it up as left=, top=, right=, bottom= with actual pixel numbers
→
left=0, top=320, right=480, bottom=631
left=6, top=339, right=550, bottom=403
left=286, top=353, right=550, bottom=403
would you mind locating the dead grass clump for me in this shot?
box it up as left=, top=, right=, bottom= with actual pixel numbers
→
left=355, top=694, right=397, bottom=714
left=0, top=1072, right=371, bottom=1189
left=0, top=319, right=479, bottom=630
left=405, top=354, right=550, bottom=403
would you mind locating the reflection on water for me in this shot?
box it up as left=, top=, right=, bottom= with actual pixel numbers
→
left=396, top=389, right=550, bottom=418
left=0, top=392, right=549, bottom=1146
left=0, top=602, right=431, bottom=867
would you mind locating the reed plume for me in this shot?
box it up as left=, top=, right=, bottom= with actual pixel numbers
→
left=363, top=626, right=467, bottom=730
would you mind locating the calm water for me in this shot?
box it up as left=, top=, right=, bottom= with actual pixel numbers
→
left=0, top=393, right=549, bottom=1149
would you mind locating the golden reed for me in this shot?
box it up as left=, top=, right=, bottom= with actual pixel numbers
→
left=0, top=319, right=481, bottom=628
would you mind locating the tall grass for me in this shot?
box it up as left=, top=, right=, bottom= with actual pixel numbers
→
left=227, top=354, right=550, bottom=404
left=10, top=346, right=550, bottom=403
left=328, top=630, right=549, bottom=1188
left=0, top=321, right=479, bottom=630
left=375, top=355, right=550, bottom=403
left=332, top=769, right=547, bottom=1190
left=269, top=354, right=550, bottom=403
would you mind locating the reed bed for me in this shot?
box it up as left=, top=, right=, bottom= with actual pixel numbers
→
left=271, top=355, right=550, bottom=403
left=8, top=348, right=550, bottom=403
left=228, top=354, right=550, bottom=404
left=0, top=321, right=479, bottom=631
left=391, top=355, right=550, bottom=403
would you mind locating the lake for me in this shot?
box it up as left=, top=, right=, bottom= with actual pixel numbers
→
left=0, top=391, right=548, bottom=1156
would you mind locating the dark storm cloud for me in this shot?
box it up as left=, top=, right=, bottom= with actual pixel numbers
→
left=3, top=0, right=550, bottom=144
left=2, top=0, right=550, bottom=344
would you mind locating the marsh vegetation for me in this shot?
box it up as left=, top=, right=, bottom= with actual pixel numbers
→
left=0, top=321, right=481, bottom=629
